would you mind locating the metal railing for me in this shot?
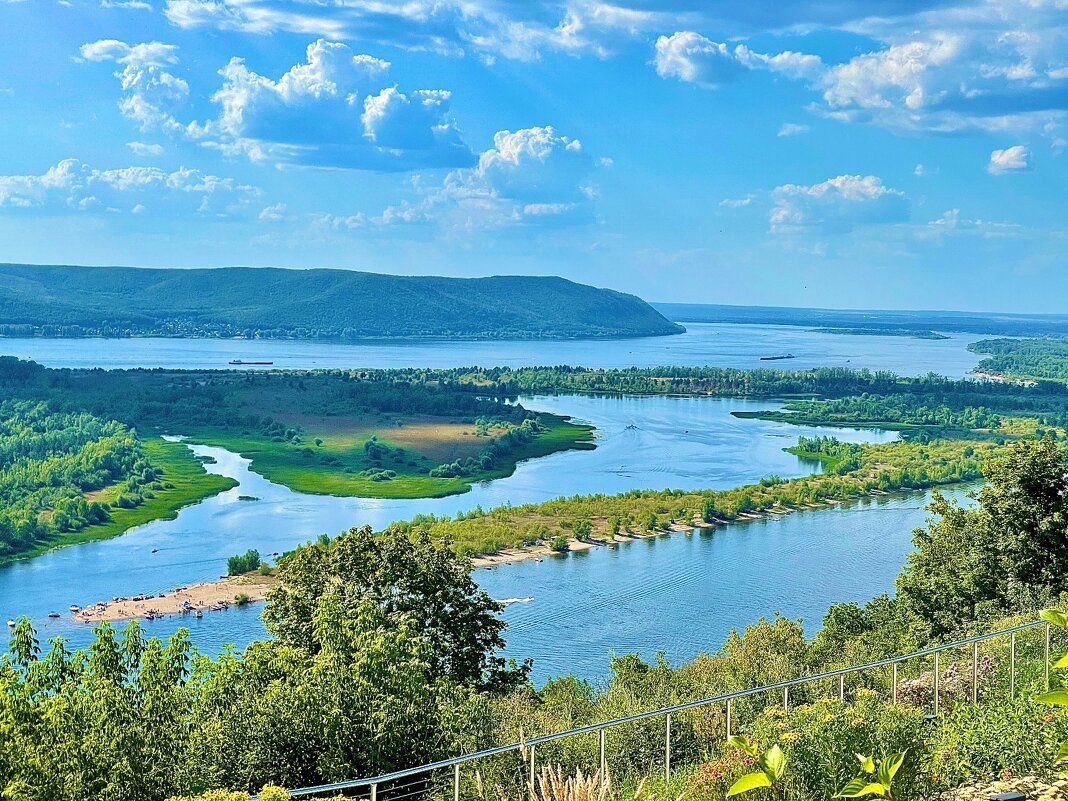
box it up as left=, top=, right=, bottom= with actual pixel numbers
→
left=285, top=618, right=1054, bottom=799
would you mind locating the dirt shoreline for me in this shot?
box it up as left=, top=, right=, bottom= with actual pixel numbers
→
left=74, top=573, right=278, bottom=623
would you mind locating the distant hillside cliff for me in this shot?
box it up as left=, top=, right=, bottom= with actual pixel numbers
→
left=0, top=264, right=684, bottom=340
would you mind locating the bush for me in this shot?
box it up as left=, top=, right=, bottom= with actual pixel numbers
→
left=688, top=749, right=758, bottom=800
left=928, top=699, right=1068, bottom=788
left=549, top=535, right=570, bottom=552
left=167, top=786, right=292, bottom=801
left=746, top=691, right=927, bottom=801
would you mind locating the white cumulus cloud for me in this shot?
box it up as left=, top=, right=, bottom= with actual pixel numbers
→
left=653, top=31, right=823, bottom=88
left=654, top=32, right=747, bottom=87
left=81, top=38, right=475, bottom=171
left=0, top=159, right=258, bottom=216
left=81, top=39, right=189, bottom=132
left=988, top=145, right=1033, bottom=174
left=770, top=174, right=908, bottom=234
left=338, top=125, right=600, bottom=230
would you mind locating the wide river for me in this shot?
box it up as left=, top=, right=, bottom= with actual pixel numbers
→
left=0, top=324, right=986, bottom=683
left=0, top=322, right=983, bottom=376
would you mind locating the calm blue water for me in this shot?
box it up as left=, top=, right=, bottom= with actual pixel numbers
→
left=0, top=324, right=985, bottom=681
left=0, top=323, right=984, bottom=377
left=2, top=394, right=904, bottom=678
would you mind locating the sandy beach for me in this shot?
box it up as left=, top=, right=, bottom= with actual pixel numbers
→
left=74, top=573, right=278, bottom=623
left=68, top=490, right=893, bottom=622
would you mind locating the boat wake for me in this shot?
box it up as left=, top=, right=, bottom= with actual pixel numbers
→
left=497, top=597, right=534, bottom=606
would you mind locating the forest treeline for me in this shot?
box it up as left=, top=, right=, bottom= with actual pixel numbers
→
left=3, top=353, right=1067, bottom=559
left=3, top=438, right=1068, bottom=801
left=0, top=400, right=160, bottom=558
left=970, top=337, right=1068, bottom=382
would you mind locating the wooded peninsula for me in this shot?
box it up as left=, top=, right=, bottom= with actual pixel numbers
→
left=3, top=354, right=1068, bottom=563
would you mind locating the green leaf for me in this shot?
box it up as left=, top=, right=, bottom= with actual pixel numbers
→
left=727, top=772, right=773, bottom=797
left=1053, top=653, right=1068, bottom=669
left=856, top=754, right=875, bottom=774
left=1037, top=690, right=1068, bottom=707
left=1041, top=610, right=1068, bottom=631
left=1056, top=741, right=1068, bottom=765
left=883, top=752, right=907, bottom=782
left=728, top=735, right=761, bottom=758
left=836, top=779, right=888, bottom=799
left=760, top=745, right=787, bottom=782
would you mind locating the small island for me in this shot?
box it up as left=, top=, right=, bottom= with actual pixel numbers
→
left=810, top=327, right=950, bottom=340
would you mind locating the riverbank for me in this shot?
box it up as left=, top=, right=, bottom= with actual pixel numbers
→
left=0, top=437, right=238, bottom=567
left=74, top=572, right=278, bottom=623
left=470, top=493, right=886, bottom=570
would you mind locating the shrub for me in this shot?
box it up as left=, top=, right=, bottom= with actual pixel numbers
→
left=550, top=535, right=570, bottom=552
left=928, top=699, right=1068, bottom=788
left=746, top=692, right=927, bottom=801
left=167, top=786, right=293, bottom=801
left=688, top=750, right=758, bottom=800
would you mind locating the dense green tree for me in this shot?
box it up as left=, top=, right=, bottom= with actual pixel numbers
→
left=897, top=436, right=1068, bottom=639
left=262, top=525, right=528, bottom=692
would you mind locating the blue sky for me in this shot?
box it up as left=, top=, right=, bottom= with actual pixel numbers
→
left=0, top=0, right=1066, bottom=312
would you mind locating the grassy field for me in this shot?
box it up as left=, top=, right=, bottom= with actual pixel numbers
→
left=180, top=413, right=595, bottom=499
left=4, top=438, right=237, bottom=564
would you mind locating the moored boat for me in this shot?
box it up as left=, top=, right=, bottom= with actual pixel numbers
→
left=759, top=354, right=796, bottom=361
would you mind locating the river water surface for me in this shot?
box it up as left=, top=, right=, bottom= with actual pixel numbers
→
left=0, top=323, right=983, bottom=376
left=0, top=324, right=985, bottom=682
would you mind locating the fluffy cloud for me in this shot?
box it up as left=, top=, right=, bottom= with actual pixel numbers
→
left=337, top=125, right=598, bottom=229
left=0, top=159, right=257, bottom=216
left=770, top=175, right=908, bottom=234
left=654, top=32, right=823, bottom=88
left=81, top=39, right=189, bottom=132
left=83, top=38, right=475, bottom=171
left=648, top=1, right=1068, bottom=136
left=654, top=32, right=746, bottom=87
left=815, top=0, right=1068, bottom=134
left=988, top=145, right=1033, bottom=174
left=80, top=40, right=178, bottom=66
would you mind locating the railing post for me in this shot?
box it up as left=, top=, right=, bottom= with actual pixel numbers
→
left=1046, top=623, right=1052, bottom=691
left=1010, top=632, right=1016, bottom=698
left=454, top=763, right=460, bottom=801
left=933, top=651, right=940, bottom=716
left=599, top=728, right=606, bottom=776
left=530, top=743, right=536, bottom=788
left=783, top=686, right=789, bottom=712
left=665, top=713, right=672, bottom=784
left=972, top=641, right=979, bottom=704
left=371, top=784, right=377, bottom=801
left=892, top=662, right=898, bottom=704
left=839, top=673, right=845, bottom=702
left=725, top=700, right=732, bottom=740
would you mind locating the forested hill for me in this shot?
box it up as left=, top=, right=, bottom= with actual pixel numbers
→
left=0, top=264, right=683, bottom=340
